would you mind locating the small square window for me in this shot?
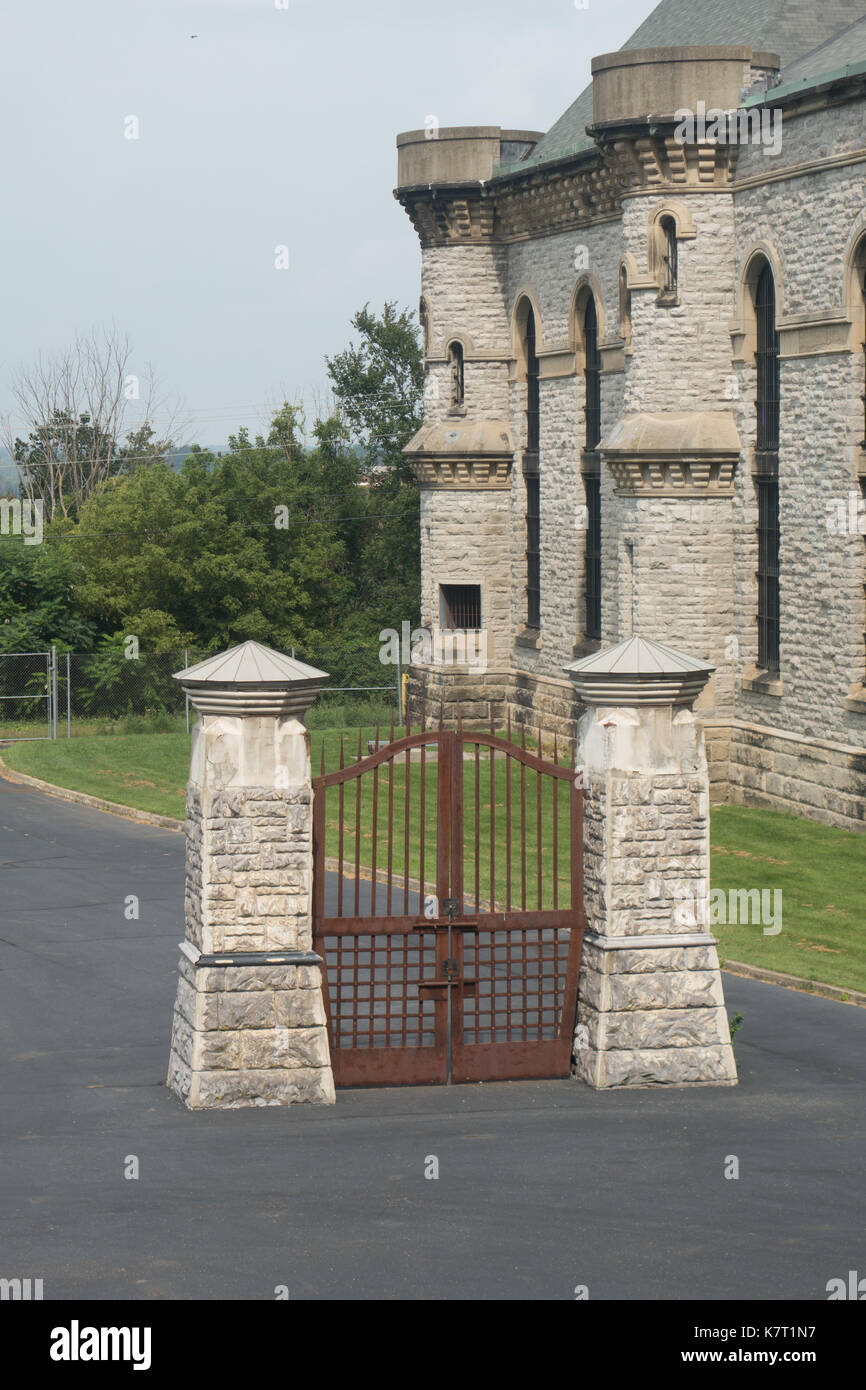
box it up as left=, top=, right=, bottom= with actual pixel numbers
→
left=440, top=584, right=481, bottom=630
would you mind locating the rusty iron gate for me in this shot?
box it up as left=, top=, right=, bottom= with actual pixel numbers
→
left=312, top=715, right=584, bottom=1087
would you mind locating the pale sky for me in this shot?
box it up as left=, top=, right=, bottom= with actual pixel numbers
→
left=0, top=0, right=652, bottom=448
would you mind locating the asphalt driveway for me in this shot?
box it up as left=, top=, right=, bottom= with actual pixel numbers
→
left=1, top=777, right=864, bottom=1301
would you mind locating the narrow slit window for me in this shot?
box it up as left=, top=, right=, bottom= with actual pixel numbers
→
left=755, top=262, right=780, bottom=674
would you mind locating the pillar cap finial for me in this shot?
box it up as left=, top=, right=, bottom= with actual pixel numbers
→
left=174, top=641, right=329, bottom=717
left=564, top=635, right=713, bottom=706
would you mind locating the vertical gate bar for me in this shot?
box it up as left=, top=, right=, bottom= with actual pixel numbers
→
left=451, top=720, right=463, bottom=915
left=505, top=712, right=512, bottom=910
left=312, top=773, right=326, bottom=931
left=66, top=652, right=71, bottom=739
left=403, top=723, right=411, bottom=915
left=520, top=724, right=527, bottom=911
left=557, top=775, right=584, bottom=1046
left=556, top=750, right=561, bottom=911
left=436, top=729, right=452, bottom=909
left=573, top=778, right=584, bottom=924
left=474, top=739, right=480, bottom=913
left=488, top=707, right=496, bottom=915
left=371, top=724, right=380, bottom=916
left=354, top=729, right=363, bottom=916
left=337, top=736, right=345, bottom=917
left=419, top=729, right=427, bottom=909
left=386, top=740, right=394, bottom=916
left=536, top=724, right=543, bottom=909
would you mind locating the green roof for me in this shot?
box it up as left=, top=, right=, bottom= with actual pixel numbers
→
left=496, top=0, right=866, bottom=175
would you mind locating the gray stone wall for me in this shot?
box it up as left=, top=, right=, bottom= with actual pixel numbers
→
left=167, top=713, right=335, bottom=1109
left=406, top=88, right=866, bottom=829
left=168, top=953, right=334, bottom=1109
left=573, top=699, right=737, bottom=1088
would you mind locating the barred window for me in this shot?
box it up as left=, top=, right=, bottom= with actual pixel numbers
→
left=660, top=216, right=678, bottom=300
left=440, top=584, right=481, bottom=630
left=584, top=295, right=601, bottom=452
left=447, top=340, right=464, bottom=411
left=523, top=306, right=541, bottom=628
left=583, top=295, right=602, bottom=639
left=525, top=310, right=539, bottom=453
left=755, top=262, right=780, bottom=673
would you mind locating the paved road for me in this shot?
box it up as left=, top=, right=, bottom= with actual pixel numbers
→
left=1, top=777, right=864, bottom=1301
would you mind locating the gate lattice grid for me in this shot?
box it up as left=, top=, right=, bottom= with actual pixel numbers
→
left=312, top=711, right=584, bottom=1086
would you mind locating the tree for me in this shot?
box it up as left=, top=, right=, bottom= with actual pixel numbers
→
left=326, top=303, right=423, bottom=625
left=325, top=302, right=424, bottom=478
left=2, top=327, right=180, bottom=521
left=61, top=407, right=359, bottom=658
left=0, top=535, right=96, bottom=652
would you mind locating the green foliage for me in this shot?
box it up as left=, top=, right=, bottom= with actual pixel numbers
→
left=0, top=534, right=96, bottom=652
left=325, top=302, right=424, bottom=476
left=326, top=302, right=424, bottom=626
left=729, top=1012, right=744, bottom=1042
left=1, top=302, right=426, bottom=670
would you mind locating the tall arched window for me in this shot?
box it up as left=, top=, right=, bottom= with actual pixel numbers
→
left=619, top=264, right=632, bottom=346
left=447, top=340, right=464, bottom=411
left=755, top=261, right=780, bottom=673
left=582, top=295, right=602, bottom=640
left=419, top=296, right=430, bottom=355
left=659, top=216, right=678, bottom=302
left=522, top=305, right=540, bottom=629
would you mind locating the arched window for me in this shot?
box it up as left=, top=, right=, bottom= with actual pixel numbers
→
left=659, top=216, right=678, bottom=302
left=520, top=304, right=541, bottom=629
left=447, top=340, right=464, bottom=411
left=619, top=265, right=632, bottom=346
left=754, top=261, right=780, bottom=673
left=582, top=295, right=602, bottom=640
left=419, top=296, right=430, bottom=355
left=856, top=241, right=866, bottom=448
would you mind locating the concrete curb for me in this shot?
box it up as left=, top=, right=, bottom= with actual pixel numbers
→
left=0, top=756, right=184, bottom=832
left=722, top=958, right=866, bottom=1008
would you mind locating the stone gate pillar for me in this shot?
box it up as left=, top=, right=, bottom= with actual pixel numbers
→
left=166, top=642, right=335, bottom=1109
left=565, top=636, right=737, bottom=1089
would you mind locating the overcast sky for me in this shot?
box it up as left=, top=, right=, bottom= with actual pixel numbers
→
left=1, top=0, right=652, bottom=447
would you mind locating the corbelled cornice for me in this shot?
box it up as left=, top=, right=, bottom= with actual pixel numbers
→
left=395, top=117, right=743, bottom=247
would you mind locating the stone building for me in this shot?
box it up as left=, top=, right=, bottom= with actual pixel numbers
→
left=395, top=0, right=866, bottom=832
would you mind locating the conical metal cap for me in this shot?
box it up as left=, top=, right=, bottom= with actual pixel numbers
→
left=564, top=635, right=713, bottom=706
left=174, top=641, right=329, bottom=716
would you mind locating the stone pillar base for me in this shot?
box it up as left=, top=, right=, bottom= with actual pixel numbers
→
left=167, top=946, right=335, bottom=1109
left=574, top=932, right=738, bottom=1088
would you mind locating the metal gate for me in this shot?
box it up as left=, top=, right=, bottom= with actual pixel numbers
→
left=0, top=650, right=57, bottom=741
left=312, top=714, right=584, bottom=1087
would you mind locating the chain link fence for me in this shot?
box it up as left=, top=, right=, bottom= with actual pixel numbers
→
left=0, top=643, right=402, bottom=740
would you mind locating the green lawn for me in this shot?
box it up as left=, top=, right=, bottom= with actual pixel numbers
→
left=2, top=731, right=863, bottom=992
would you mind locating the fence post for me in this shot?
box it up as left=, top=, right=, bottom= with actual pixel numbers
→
left=565, top=635, right=737, bottom=1089
left=66, top=652, right=71, bottom=738
left=396, top=653, right=403, bottom=723
left=50, top=646, right=58, bottom=739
